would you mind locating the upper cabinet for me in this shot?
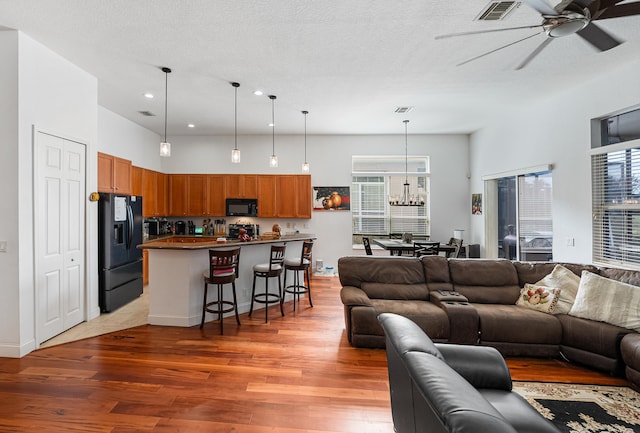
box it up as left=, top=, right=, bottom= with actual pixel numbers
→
left=226, top=174, right=258, bottom=198
left=141, top=169, right=168, bottom=217
left=257, top=175, right=277, bottom=218
left=169, top=174, right=189, bottom=216
left=206, top=175, right=226, bottom=216
left=131, top=166, right=143, bottom=197
left=98, top=152, right=132, bottom=194
left=276, top=175, right=312, bottom=218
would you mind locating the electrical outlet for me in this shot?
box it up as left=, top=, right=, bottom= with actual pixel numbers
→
left=0, top=241, right=6, bottom=252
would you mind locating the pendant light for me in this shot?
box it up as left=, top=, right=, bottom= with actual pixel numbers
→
left=159, top=67, right=172, bottom=157
left=390, top=119, right=423, bottom=206
left=301, top=110, right=310, bottom=173
left=231, top=82, right=241, bottom=163
left=269, top=95, right=278, bottom=168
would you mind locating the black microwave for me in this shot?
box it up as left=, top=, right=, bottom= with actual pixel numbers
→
left=226, top=198, right=258, bottom=216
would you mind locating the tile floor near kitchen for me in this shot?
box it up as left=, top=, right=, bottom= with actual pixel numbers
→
left=40, top=287, right=149, bottom=348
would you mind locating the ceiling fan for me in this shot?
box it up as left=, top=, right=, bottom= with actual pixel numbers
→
left=436, top=0, right=640, bottom=69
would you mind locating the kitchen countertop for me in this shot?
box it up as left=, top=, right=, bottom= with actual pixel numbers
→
left=139, top=233, right=316, bottom=250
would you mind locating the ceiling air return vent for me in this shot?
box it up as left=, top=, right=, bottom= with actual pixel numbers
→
left=394, top=107, right=414, bottom=114
left=476, top=1, right=520, bottom=21
left=138, top=110, right=156, bottom=117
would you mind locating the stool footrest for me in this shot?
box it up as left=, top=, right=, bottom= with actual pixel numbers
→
left=204, top=300, right=236, bottom=315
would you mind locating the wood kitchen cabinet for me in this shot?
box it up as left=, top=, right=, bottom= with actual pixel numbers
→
left=226, top=174, right=258, bottom=198
left=186, top=175, right=207, bottom=216
left=98, top=152, right=132, bottom=194
left=169, top=174, right=188, bottom=216
left=131, top=166, right=143, bottom=196
left=206, top=175, right=226, bottom=216
left=257, top=175, right=277, bottom=218
left=276, top=175, right=312, bottom=218
left=142, top=169, right=168, bottom=217
left=295, top=174, right=312, bottom=218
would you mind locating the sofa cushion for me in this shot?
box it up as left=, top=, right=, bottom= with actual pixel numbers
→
left=534, top=264, right=581, bottom=314
left=351, top=300, right=450, bottom=340
left=557, top=314, right=632, bottom=359
left=421, top=255, right=454, bottom=292
left=474, top=304, right=562, bottom=345
left=569, top=271, right=640, bottom=332
left=449, top=259, right=520, bottom=304
left=361, top=282, right=429, bottom=300
left=338, top=256, right=425, bottom=288
left=516, top=284, right=560, bottom=313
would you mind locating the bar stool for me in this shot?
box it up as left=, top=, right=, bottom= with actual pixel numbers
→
left=250, top=244, right=286, bottom=323
left=201, top=247, right=241, bottom=334
left=283, top=241, right=314, bottom=311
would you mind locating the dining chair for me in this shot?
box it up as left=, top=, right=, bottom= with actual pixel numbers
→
left=413, top=241, right=440, bottom=257
left=201, top=247, right=241, bottom=334
left=250, top=244, right=286, bottom=323
left=446, top=237, right=463, bottom=258
left=362, top=237, right=373, bottom=255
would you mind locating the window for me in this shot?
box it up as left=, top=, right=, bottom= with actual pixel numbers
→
left=592, top=147, right=640, bottom=266
left=591, top=105, right=640, bottom=268
left=495, top=170, right=553, bottom=261
left=351, top=156, right=430, bottom=239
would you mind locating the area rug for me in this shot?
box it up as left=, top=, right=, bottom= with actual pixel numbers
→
left=513, top=382, right=640, bottom=433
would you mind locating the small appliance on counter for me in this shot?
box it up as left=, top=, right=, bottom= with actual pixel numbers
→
left=146, top=218, right=160, bottom=236
left=175, top=220, right=186, bottom=235
left=188, top=220, right=195, bottom=235
left=228, top=223, right=259, bottom=239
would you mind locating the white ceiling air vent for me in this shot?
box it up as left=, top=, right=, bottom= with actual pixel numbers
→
left=476, top=1, right=520, bottom=21
left=394, top=107, right=414, bottom=114
left=138, top=110, right=156, bottom=116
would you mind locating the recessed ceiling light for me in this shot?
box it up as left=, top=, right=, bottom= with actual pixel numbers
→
left=144, top=93, right=154, bottom=99
left=254, top=90, right=264, bottom=96
left=187, top=123, right=195, bottom=128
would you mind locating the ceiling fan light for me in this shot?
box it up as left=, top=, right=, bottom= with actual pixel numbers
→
left=160, top=141, right=171, bottom=157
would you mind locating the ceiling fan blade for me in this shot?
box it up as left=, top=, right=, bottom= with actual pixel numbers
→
left=576, top=22, right=621, bottom=51
left=457, top=32, right=543, bottom=66
left=435, top=24, right=544, bottom=40
left=524, top=0, right=559, bottom=16
left=595, top=2, right=640, bottom=19
left=515, top=37, right=553, bottom=69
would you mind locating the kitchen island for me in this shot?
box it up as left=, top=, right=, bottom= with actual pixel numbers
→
left=139, top=234, right=316, bottom=327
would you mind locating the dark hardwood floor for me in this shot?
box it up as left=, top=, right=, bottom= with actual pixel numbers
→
left=0, top=276, right=629, bottom=432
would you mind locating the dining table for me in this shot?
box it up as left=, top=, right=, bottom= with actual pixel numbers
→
left=372, top=238, right=457, bottom=256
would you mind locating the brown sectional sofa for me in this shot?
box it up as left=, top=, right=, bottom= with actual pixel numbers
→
left=338, top=255, right=640, bottom=390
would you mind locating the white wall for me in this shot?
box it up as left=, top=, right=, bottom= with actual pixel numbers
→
left=0, top=31, right=20, bottom=356
left=0, top=31, right=98, bottom=357
left=161, top=133, right=470, bottom=269
left=98, top=107, right=162, bottom=171
left=470, top=57, right=640, bottom=263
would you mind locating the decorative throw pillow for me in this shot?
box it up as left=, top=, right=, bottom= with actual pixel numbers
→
left=569, top=271, right=640, bottom=332
left=535, top=264, right=581, bottom=314
left=516, top=284, right=561, bottom=313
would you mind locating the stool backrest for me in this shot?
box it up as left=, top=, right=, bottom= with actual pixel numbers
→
left=269, top=244, right=286, bottom=271
left=300, top=241, right=313, bottom=263
left=209, top=247, right=241, bottom=280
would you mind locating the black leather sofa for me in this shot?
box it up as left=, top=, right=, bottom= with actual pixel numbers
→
left=378, top=312, right=560, bottom=433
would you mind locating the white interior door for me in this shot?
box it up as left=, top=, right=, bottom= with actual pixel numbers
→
left=35, top=131, right=86, bottom=343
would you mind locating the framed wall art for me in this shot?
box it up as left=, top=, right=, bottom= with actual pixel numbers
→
left=313, top=186, right=350, bottom=211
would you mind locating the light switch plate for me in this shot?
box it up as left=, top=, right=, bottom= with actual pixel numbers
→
left=0, top=241, right=7, bottom=252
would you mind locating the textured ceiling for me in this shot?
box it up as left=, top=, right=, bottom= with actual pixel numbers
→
left=1, top=0, right=639, bottom=136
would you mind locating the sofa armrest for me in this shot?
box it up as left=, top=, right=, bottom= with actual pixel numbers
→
left=430, top=290, right=468, bottom=305
left=435, top=343, right=513, bottom=391
left=340, top=286, right=373, bottom=307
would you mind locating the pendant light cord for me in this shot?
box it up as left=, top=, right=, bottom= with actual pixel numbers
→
left=270, top=95, right=276, bottom=155
left=161, top=67, right=171, bottom=142
left=233, top=82, right=239, bottom=150
left=303, top=110, right=308, bottom=162
left=404, top=119, right=409, bottom=184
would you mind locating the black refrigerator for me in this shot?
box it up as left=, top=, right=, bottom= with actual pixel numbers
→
left=98, top=193, right=144, bottom=312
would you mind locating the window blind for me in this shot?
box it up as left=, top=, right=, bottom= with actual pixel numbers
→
left=592, top=147, right=640, bottom=267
